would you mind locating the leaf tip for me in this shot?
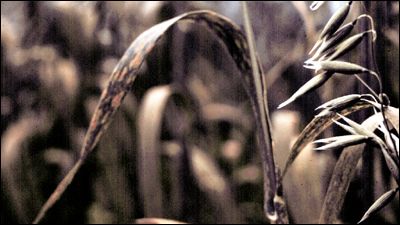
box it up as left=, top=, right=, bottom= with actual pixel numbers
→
left=278, top=99, right=291, bottom=109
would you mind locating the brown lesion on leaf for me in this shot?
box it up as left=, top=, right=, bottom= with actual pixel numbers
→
left=129, top=53, right=144, bottom=70
left=111, top=92, right=125, bottom=109
left=114, top=66, right=128, bottom=82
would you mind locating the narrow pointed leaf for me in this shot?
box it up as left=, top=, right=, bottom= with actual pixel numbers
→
left=358, top=188, right=399, bottom=224
left=278, top=72, right=332, bottom=109
left=77, top=10, right=258, bottom=158
left=314, top=135, right=369, bottom=150
left=313, top=135, right=357, bottom=144
left=282, top=101, right=371, bottom=176
left=333, top=119, right=358, bottom=135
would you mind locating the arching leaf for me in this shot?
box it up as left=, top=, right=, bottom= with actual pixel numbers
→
left=33, top=10, right=276, bottom=223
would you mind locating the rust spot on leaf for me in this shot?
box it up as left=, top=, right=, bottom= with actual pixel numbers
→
left=129, top=55, right=143, bottom=70
left=111, top=92, right=125, bottom=108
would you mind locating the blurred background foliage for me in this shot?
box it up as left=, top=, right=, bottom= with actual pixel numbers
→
left=1, top=1, right=398, bottom=224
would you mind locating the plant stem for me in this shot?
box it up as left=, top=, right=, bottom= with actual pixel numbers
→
left=354, top=74, right=379, bottom=100
left=241, top=2, right=288, bottom=223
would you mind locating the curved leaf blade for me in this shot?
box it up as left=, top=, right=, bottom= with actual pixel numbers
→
left=137, top=85, right=174, bottom=217
left=33, top=10, right=277, bottom=223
